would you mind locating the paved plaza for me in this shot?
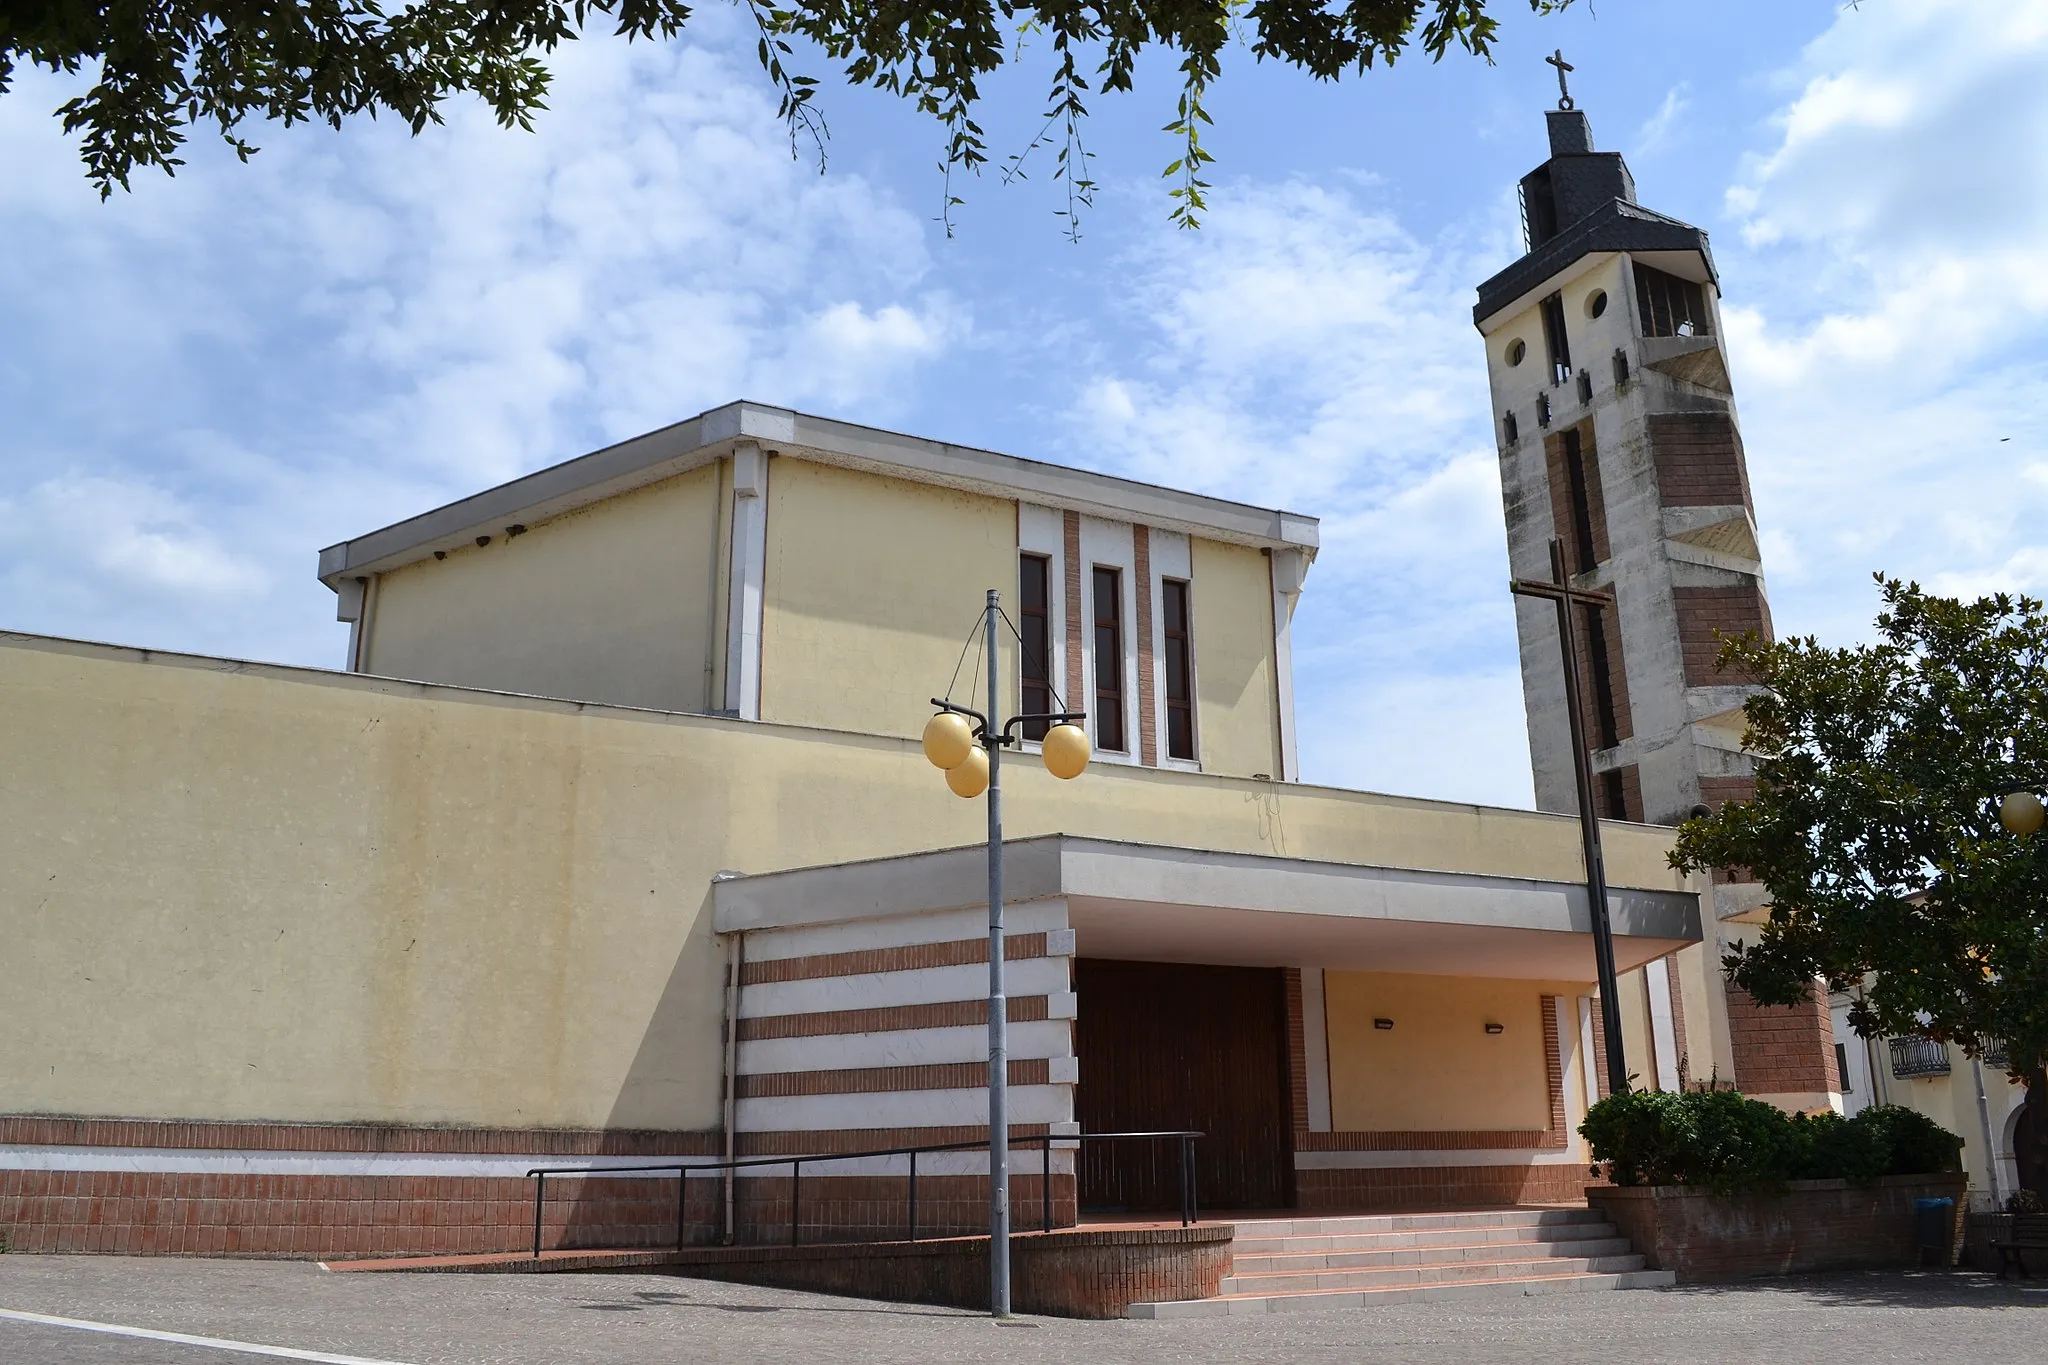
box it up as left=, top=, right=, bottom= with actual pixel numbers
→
left=0, top=1255, right=2041, bottom=1364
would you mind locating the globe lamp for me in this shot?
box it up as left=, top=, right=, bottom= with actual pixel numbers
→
left=946, top=745, right=991, bottom=798
left=923, top=711, right=975, bottom=770
left=1041, top=724, right=1091, bottom=780
left=2000, top=790, right=2045, bottom=837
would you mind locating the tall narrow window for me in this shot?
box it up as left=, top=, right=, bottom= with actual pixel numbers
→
left=1540, top=292, right=1572, bottom=386
left=1019, top=553, right=1052, bottom=741
left=1561, top=428, right=1599, bottom=573
left=1092, top=566, right=1126, bottom=752
left=1162, top=579, right=1196, bottom=760
left=1584, top=603, right=1622, bottom=751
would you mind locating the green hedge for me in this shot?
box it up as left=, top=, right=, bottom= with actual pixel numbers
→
left=1579, top=1090, right=1962, bottom=1195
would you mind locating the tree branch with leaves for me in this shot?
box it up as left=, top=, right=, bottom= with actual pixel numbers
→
left=4, top=0, right=1571, bottom=223
left=1672, top=576, right=2048, bottom=1196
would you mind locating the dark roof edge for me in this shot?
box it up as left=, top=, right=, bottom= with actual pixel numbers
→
left=1473, top=200, right=1716, bottom=326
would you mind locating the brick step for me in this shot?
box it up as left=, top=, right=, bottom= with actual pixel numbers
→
left=1227, top=1208, right=1606, bottom=1239
left=1230, top=1235, right=1634, bottom=1273
left=1218, top=1252, right=1647, bottom=1296
left=1230, top=1222, right=1620, bottom=1255
left=1127, top=1269, right=1678, bottom=1319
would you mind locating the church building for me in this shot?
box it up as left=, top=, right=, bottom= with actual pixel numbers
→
left=0, top=95, right=1854, bottom=1271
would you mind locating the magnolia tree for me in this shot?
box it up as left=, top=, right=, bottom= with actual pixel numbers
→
left=3, top=0, right=1569, bottom=227
left=1673, top=577, right=2048, bottom=1197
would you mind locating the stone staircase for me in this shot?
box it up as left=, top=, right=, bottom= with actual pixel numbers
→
left=1126, top=1207, right=1673, bottom=1318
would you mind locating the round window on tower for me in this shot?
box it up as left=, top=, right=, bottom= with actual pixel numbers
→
left=1586, top=290, right=1609, bottom=320
left=1506, top=338, right=1527, bottom=367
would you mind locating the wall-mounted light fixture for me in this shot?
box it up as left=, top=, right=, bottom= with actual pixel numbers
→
left=1484, top=1022, right=1505, bottom=1035
left=1373, top=1018, right=1394, bottom=1031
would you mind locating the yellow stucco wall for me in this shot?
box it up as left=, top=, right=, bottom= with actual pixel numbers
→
left=362, top=464, right=722, bottom=712
left=1324, top=972, right=1568, bottom=1131
left=0, top=634, right=1695, bottom=1131
left=1189, top=538, right=1279, bottom=777
left=1616, top=966, right=1656, bottom=1092
left=759, top=458, right=1019, bottom=738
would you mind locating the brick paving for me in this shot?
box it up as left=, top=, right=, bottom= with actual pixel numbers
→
left=0, top=1254, right=2042, bottom=1364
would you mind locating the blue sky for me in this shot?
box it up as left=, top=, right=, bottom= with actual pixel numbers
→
left=4, top=0, right=2045, bottom=808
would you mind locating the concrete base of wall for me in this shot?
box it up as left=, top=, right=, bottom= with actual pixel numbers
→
left=653, top=1225, right=1234, bottom=1318
left=1589, top=1174, right=1967, bottom=1282
left=342, top=1226, right=1236, bottom=1319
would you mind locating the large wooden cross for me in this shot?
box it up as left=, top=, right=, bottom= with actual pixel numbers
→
left=1511, top=538, right=1628, bottom=1095
left=1546, top=49, right=1576, bottom=111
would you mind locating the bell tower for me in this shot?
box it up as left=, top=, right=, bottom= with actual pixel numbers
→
left=1473, top=76, right=1843, bottom=1111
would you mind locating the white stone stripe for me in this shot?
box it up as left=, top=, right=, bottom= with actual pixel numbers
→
left=740, top=957, right=1071, bottom=1018
left=739, top=1019, right=1073, bottom=1074
left=0, top=1146, right=716, bottom=1179
left=0, top=1308, right=417, bottom=1365
left=737, top=1084, right=1072, bottom=1133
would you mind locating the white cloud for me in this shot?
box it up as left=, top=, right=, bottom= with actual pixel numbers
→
left=1071, top=179, right=1536, bottom=806
left=1632, top=85, right=1692, bottom=160
left=1724, top=0, right=2048, bottom=381
left=1711, top=0, right=2048, bottom=646
left=0, top=36, right=948, bottom=665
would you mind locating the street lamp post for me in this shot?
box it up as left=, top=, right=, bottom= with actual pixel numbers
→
left=1510, top=539, right=1629, bottom=1096
left=922, top=588, right=1089, bottom=1317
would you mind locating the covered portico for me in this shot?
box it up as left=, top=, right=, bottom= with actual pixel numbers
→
left=712, top=834, right=1702, bottom=1226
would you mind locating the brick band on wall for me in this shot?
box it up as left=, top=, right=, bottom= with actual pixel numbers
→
left=1673, top=585, right=1773, bottom=687
left=0, top=1116, right=720, bottom=1157
left=741, top=933, right=1049, bottom=986
left=735, top=1059, right=1051, bottom=1099
left=1649, top=410, right=1754, bottom=510
left=1725, top=983, right=1840, bottom=1097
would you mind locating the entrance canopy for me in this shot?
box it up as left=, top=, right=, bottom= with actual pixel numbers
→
left=713, top=835, right=1700, bottom=980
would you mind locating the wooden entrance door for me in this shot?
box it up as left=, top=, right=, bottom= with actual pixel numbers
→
left=1074, top=958, right=1293, bottom=1212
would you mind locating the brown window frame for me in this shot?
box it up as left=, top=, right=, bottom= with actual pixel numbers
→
left=1019, top=553, right=1053, bottom=741
left=1161, top=577, right=1196, bottom=761
left=1092, top=565, right=1126, bottom=753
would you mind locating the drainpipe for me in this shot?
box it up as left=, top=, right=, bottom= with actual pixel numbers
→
left=1970, top=1055, right=2005, bottom=1208
left=721, top=929, right=745, bottom=1243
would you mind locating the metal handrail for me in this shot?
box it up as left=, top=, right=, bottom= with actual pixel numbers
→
left=524, top=1129, right=1202, bottom=1259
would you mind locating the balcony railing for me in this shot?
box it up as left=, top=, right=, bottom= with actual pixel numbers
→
left=1983, top=1038, right=2009, bottom=1069
left=1888, top=1036, right=1951, bottom=1080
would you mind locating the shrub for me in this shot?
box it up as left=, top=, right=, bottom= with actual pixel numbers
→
left=1851, top=1104, right=1964, bottom=1176
left=1580, top=1091, right=1960, bottom=1194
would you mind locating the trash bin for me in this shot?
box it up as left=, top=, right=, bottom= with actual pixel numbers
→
left=1914, top=1196, right=1955, bottom=1267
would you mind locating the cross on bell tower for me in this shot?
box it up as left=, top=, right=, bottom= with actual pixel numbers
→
left=1468, top=73, right=1845, bottom=1114
left=1546, top=49, right=1575, bottom=110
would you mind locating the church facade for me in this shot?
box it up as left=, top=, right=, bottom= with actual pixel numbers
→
left=0, top=102, right=1869, bottom=1261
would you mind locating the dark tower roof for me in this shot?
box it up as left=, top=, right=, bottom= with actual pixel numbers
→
left=1473, top=108, right=1715, bottom=325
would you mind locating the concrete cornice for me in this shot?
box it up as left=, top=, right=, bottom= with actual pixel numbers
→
left=710, top=832, right=1702, bottom=951
left=316, top=401, right=1320, bottom=587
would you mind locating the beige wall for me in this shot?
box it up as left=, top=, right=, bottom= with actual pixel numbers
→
left=1324, top=972, right=1567, bottom=1131
left=1189, top=538, right=1280, bottom=778
left=362, top=464, right=722, bottom=712
left=0, top=634, right=1695, bottom=1132
left=760, top=459, right=1019, bottom=738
